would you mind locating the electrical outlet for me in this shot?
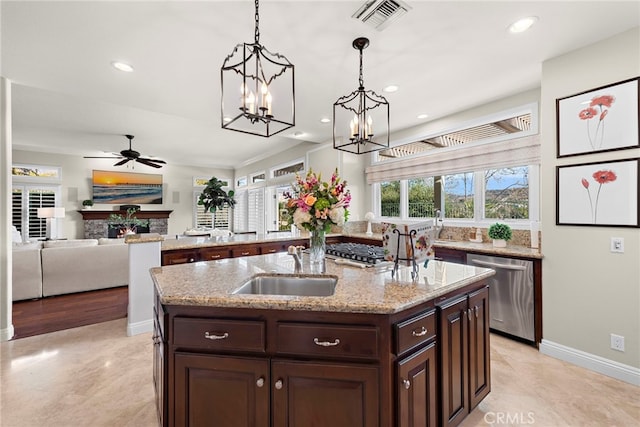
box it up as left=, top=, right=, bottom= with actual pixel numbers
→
left=610, top=334, right=625, bottom=352
left=610, top=237, right=624, bottom=253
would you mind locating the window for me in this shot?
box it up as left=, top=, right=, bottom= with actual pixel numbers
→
left=443, top=172, right=474, bottom=219
left=12, top=185, right=59, bottom=240
left=233, top=189, right=248, bottom=232
left=251, top=172, right=265, bottom=184
left=380, top=181, right=400, bottom=217
left=408, top=177, right=435, bottom=218
left=271, top=161, right=304, bottom=178
left=193, top=177, right=232, bottom=229
left=236, top=176, right=247, bottom=187
left=484, top=167, right=529, bottom=219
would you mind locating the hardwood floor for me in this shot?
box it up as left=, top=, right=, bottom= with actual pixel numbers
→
left=11, top=286, right=128, bottom=339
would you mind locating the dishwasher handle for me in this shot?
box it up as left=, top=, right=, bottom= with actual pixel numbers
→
left=469, top=258, right=528, bottom=271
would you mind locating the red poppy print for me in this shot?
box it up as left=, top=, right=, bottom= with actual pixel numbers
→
left=592, top=170, right=617, bottom=184
left=582, top=169, right=618, bottom=223
left=579, top=93, right=615, bottom=150
left=579, top=108, right=597, bottom=120
left=590, top=95, right=615, bottom=108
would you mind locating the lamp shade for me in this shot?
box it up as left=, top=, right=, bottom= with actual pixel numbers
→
left=37, top=207, right=66, bottom=219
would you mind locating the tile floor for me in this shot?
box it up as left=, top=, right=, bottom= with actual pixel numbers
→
left=1, top=319, right=638, bottom=426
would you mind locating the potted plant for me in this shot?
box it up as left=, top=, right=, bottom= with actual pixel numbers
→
left=197, top=177, right=236, bottom=227
left=82, top=199, right=94, bottom=210
left=107, top=208, right=150, bottom=237
left=488, top=222, right=512, bottom=247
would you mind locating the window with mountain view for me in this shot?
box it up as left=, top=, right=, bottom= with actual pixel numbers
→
left=484, top=167, right=529, bottom=219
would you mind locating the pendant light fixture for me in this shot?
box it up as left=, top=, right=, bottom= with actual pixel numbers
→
left=333, top=37, right=389, bottom=154
left=221, top=0, right=295, bottom=137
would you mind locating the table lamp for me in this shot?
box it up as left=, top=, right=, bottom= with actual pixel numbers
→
left=37, top=207, right=65, bottom=240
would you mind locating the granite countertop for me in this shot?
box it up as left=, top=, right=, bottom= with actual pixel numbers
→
left=161, top=232, right=341, bottom=251
left=432, top=239, right=543, bottom=259
left=151, top=253, right=495, bottom=314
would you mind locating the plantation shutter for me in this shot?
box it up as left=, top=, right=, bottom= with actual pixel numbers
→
left=194, top=191, right=231, bottom=229
left=233, top=190, right=248, bottom=232
left=12, top=185, right=58, bottom=239
left=248, top=188, right=264, bottom=234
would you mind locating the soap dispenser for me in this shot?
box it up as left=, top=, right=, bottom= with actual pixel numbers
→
left=475, top=228, right=482, bottom=242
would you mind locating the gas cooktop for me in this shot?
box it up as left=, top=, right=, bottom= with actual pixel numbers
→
left=325, top=243, right=385, bottom=265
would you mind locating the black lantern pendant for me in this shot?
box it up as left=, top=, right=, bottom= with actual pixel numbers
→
left=221, top=0, right=295, bottom=137
left=333, top=37, right=389, bottom=154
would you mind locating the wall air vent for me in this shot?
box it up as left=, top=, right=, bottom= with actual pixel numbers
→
left=352, top=0, right=412, bottom=31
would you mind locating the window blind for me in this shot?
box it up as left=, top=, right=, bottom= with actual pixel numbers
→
left=248, top=188, right=265, bottom=234
left=365, top=134, right=540, bottom=184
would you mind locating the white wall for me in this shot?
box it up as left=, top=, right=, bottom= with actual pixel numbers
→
left=12, top=149, right=233, bottom=239
left=540, top=28, right=640, bottom=369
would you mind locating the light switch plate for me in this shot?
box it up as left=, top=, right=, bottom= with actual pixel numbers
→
left=610, top=237, right=624, bottom=253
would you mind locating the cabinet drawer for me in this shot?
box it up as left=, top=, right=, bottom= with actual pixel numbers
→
left=260, top=242, right=285, bottom=254
left=277, top=323, right=379, bottom=360
left=199, top=247, right=231, bottom=261
left=173, top=318, right=265, bottom=353
left=396, top=309, right=436, bottom=355
left=232, top=246, right=260, bottom=257
left=162, top=249, right=199, bottom=265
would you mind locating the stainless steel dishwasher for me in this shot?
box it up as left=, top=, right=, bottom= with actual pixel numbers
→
left=467, top=253, right=534, bottom=342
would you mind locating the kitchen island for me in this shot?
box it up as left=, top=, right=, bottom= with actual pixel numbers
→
left=151, top=252, right=495, bottom=427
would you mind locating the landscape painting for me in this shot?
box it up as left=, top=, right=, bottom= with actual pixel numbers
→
left=92, top=170, right=163, bottom=204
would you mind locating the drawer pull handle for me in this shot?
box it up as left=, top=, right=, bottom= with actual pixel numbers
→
left=241, top=252, right=250, bottom=256
left=403, top=379, right=411, bottom=390
left=189, top=258, right=195, bottom=262
left=275, top=379, right=283, bottom=390
left=475, top=305, right=479, bottom=318
left=204, top=331, right=229, bottom=340
left=313, top=338, right=340, bottom=347
left=256, top=377, right=265, bottom=388
left=210, top=255, right=221, bottom=259
left=412, top=326, right=428, bottom=337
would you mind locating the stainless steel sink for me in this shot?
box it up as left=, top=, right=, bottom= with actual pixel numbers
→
left=232, top=274, right=338, bottom=297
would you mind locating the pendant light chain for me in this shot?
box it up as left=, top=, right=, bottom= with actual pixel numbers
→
left=254, top=0, right=260, bottom=44
left=358, top=46, right=364, bottom=89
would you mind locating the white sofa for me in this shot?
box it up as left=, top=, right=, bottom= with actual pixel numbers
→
left=12, top=238, right=129, bottom=301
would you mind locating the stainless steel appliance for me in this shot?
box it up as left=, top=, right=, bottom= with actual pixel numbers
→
left=467, top=253, right=535, bottom=342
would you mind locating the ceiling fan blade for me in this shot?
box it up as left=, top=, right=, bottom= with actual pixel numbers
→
left=114, top=158, right=131, bottom=166
left=136, top=158, right=163, bottom=168
left=138, top=157, right=166, bottom=164
left=84, top=156, right=123, bottom=159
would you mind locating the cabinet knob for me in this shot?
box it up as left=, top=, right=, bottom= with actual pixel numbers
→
left=256, top=377, right=265, bottom=388
left=189, top=258, right=195, bottom=263
left=241, top=252, right=250, bottom=256
left=403, top=379, right=411, bottom=390
left=412, top=326, right=428, bottom=337
left=204, top=331, right=229, bottom=340
left=275, top=379, right=283, bottom=390
left=313, top=338, right=340, bottom=347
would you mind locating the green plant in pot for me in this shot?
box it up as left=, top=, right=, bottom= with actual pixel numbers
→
left=82, top=199, right=94, bottom=209
left=107, top=208, right=150, bottom=237
left=197, top=177, right=236, bottom=228
left=488, top=222, right=512, bottom=248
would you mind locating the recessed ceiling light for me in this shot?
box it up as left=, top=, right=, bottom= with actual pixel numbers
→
left=417, top=114, right=429, bottom=119
left=111, top=61, right=134, bottom=72
left=320, top=118, right=331, bottom=123
left=383, top=85, right=399, bottom=93
left=293, top=131, right=305, bottom=137
left=508, top=16, right=538, bottom=34
left=223, top=116, right=232, bottom=123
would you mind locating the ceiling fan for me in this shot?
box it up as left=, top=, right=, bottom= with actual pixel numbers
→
left=84, top=135, right=166, bottom=168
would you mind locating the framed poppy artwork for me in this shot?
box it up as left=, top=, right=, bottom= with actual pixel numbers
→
left=556, top=77, right=639, bottom=158
left=556, top=158, right=639, bottom=227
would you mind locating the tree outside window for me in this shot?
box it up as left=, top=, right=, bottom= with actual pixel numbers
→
left=380, top=181, right=400, bottom=217
left=484, top=167, right=529, bottom=219
left=408, top=177, right=435, bottom=218
left=443, top=173, right=474, bottom=219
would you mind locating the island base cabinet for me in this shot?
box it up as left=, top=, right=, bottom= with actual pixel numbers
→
left=271, top=360, right=379, bottom=427
left=468, top=287, right=491, bottom=409
left=397, top=342, right=438, bottom=427
left=174, top=353, right=270, bottom=427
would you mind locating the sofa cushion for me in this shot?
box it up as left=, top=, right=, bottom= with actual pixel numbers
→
left=13, top=241, right=44, bottom=251
left=43, top=239, right=99, bottom=249
left=12, top=245, right=43, bottom=301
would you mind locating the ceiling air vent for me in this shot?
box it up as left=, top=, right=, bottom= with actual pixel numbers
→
left=352, top=0, right=412, bottom=31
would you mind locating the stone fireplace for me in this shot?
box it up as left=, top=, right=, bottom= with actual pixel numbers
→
left=78, top=210, right=172, bottom=239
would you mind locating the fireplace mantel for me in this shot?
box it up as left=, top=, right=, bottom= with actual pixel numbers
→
left=78, top=210, right=172, bottom=238
left=77, top=210, right=173, bottom=220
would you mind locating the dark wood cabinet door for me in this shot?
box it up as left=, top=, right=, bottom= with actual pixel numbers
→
left=199, top=247, right=231, bottom=261
left=271, top=360, right=379, bottom=427
left=438, top=296, right=469, bottom=427
left=162, top=250, right=200, bottom=266
left=397, top=342, right=438, bottom=427
left=174, top=353, right=269, bottom=427
left=468, top=287, right=491, bottom=409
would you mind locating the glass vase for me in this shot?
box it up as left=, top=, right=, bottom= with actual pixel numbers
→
left=309, top=228, right=326, bottom=265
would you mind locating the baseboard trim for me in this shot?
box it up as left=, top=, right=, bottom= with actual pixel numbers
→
left=127, top=319, right=153, bottom=337
left=540, top=339, right=640, bottom=386
left=0, top=325, right=15, bottom=342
